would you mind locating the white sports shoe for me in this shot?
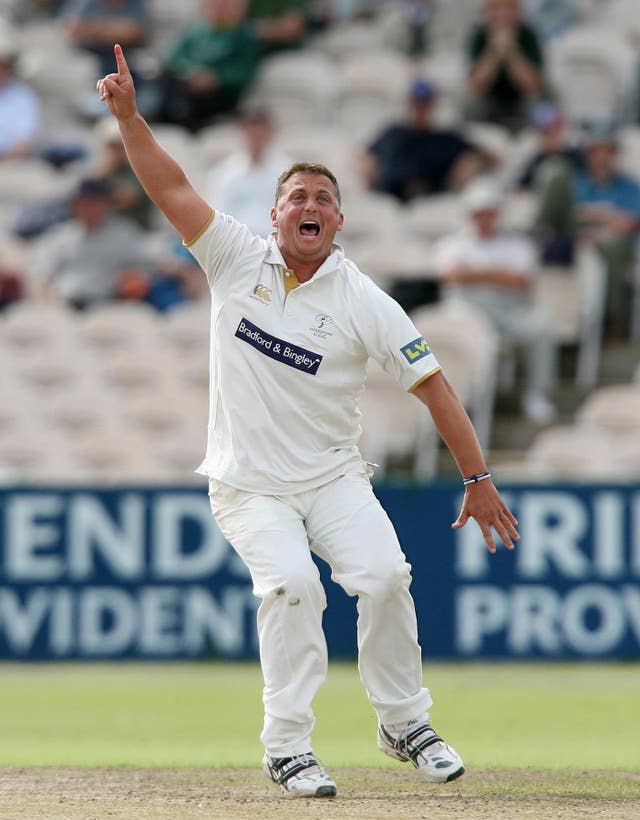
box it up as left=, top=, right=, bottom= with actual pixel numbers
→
left=262, top=752, right=337, bottom=798
left=377, top=720, right=465, bottom=783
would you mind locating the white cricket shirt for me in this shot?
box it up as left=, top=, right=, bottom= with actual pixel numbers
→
left=187, top=211, right=440, bottom=494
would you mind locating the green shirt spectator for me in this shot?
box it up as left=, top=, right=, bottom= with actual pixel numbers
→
left=159, top=0, right=263, bottom=131
left=249, top=0, right=308, bottom=53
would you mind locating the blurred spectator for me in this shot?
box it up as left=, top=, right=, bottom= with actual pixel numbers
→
left=204, top=106, right=290, bottom=236
left=0, top=37, right=41, bottom=161
left=159, top=0, right=263, bottom=132
left=466, top=0, right=544, bottom=133
left=92, top=117, right=153, bottom=229
left=249, top=0, right=307, bottom=54
left=118, top=241, right=208, bottom=311
left=435, top=181, right=557, bottom=424
left=360, top=78, right=498, bottom=204
left=61, top=0, right=148, bottom=77
left=36, top=178, right=148, bottom=309
left=404, top=0, right=434, bottom=56
left=518, top=102, right=582, bottom=189
left=519, top=101, right=583, bottom=264
left=535, top=123, right=640, bottom=335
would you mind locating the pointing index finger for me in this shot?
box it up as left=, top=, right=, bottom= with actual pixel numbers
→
left=114, top=43, right=130, bottom=77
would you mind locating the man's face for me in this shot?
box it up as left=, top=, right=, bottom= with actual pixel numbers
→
left=486, top=0, right=519, bottom=28
left=73, top=194, right=110, bottom=230
left=408, top=97, right=435, bottom=128
left=271, top=172, right=344, bottom=266
left=585, top=142, right=617, bottom=179
left=201, top=0, right=248, bottom=25
left=471, top=207, right=500, bottom=238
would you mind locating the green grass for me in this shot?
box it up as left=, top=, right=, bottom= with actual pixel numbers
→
left=0, top=662, right=638, bottom=770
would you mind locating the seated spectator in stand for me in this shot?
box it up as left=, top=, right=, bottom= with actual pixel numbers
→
left=0, top=38, right=41, bottom=161
left=435, top=181, right=557, bottom=424
left=535, top=123, right=640, bottom=336
left=519, top=101, right=583, bottom=264
left=61, top=0, right=148, bottom=77
left=360, top=78, right=498, bottom=204
left=249, top=0, right=307, bottom=54
left=466, top=0, right=544, bottom=133
left=92, top=117, right=153, bottom=229
left=36, top=178, right=148, bottom=310
left=204, top=106, right=290, bottom=236
left=159, top=0, right=263, bottom=132
left=117, top=241, right=208, bottom=311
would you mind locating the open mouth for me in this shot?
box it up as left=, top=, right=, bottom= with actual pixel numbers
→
left=299, top=220, right=320, bottom=237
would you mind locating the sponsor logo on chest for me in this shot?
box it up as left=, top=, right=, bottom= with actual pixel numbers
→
left=310, top=312, right=335, bottom=339
left=235, top=317, right=323, bottom=375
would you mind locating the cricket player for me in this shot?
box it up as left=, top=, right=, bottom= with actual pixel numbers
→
left=98, top=45, right=519, bottom=799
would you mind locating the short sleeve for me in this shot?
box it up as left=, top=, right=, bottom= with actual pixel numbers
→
left=186, top=210, right=267, bottom=289
left=356, top=277, right=440, bottom=392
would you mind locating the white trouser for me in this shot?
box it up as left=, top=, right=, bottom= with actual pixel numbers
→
left=209, top=472, right=432, bottom=758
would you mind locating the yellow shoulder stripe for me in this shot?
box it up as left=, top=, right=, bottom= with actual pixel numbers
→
left=408, top=366, right=442, bottom=393
left=183, top=209, right=215, bottom=248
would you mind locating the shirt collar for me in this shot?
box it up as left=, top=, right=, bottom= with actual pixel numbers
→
left=264, top=232, right=345, bottom=278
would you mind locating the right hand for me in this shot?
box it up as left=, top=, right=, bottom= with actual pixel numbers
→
left=96, top=43, right=137, bottom=121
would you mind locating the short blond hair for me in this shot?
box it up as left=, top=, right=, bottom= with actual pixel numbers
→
left=274, top=162, right=341, bottom=206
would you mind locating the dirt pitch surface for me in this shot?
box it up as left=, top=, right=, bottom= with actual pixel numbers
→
left=1, top=768, right=639, bottom=819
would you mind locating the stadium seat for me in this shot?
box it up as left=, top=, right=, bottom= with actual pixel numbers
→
left=359, top=359, right=439, bottom=479
left=78, top=302, right=164, bottom=352
left=153, top=430, right=208, bottom=483
left=354, top=237, right=435, bottom=292
left=0, top=302, right=77, bottom=351
left=525, top=425, right=624, bottom=480
left=250, top=52, right=340, bottom=127
left=96, top=348, right=176, bottom=395
left=547, top=26, right=638, bottom=124
left=405, top=194, right=466, bottom=242
left=196, top=121, right=244, bottom=167
left=333, top=51, right=411, bottom=141
left=534, top=249, right=606, bottom=390
left=276, top=125, right=360, bottom=191
left=163, top=300, right=211, bottom=353
left=310, top=19, right=388, bottom=59
left=410, top=299, right=500, bottom=450
left=0, top=160, right=72, bottom=204
left=576, top=384, right=640, bottom=434
left=338, top=191, right=404, bottom=246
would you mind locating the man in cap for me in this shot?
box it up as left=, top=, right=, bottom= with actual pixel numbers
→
left=534, top=122, right=640, bottom=334
left=435, top=180, right=557, bottom=424
left=361, top=77, right=497, bottom=203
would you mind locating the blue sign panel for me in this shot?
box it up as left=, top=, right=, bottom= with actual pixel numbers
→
left=0, top=485, right=639, bottom=659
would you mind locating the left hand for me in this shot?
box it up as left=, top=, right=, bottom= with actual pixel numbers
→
left=452, top=480, right=519, bottom=554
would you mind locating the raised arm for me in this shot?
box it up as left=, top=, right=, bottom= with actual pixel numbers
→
left=97, top=44, right=212, bottom=243
left=411, top=371, right=519, bottom=554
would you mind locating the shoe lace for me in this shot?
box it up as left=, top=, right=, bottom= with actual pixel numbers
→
left=390, top=722, right=442, bottom=762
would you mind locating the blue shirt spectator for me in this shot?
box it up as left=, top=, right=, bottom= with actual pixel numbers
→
left=0, top=41, right=41, bottom=160
left=574, top=172, right=640, bottom=220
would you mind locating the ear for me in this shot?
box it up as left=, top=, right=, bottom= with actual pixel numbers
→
left=336, top=211, right=344, bottom=232
left=270, top=206, right=277, bottom=227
